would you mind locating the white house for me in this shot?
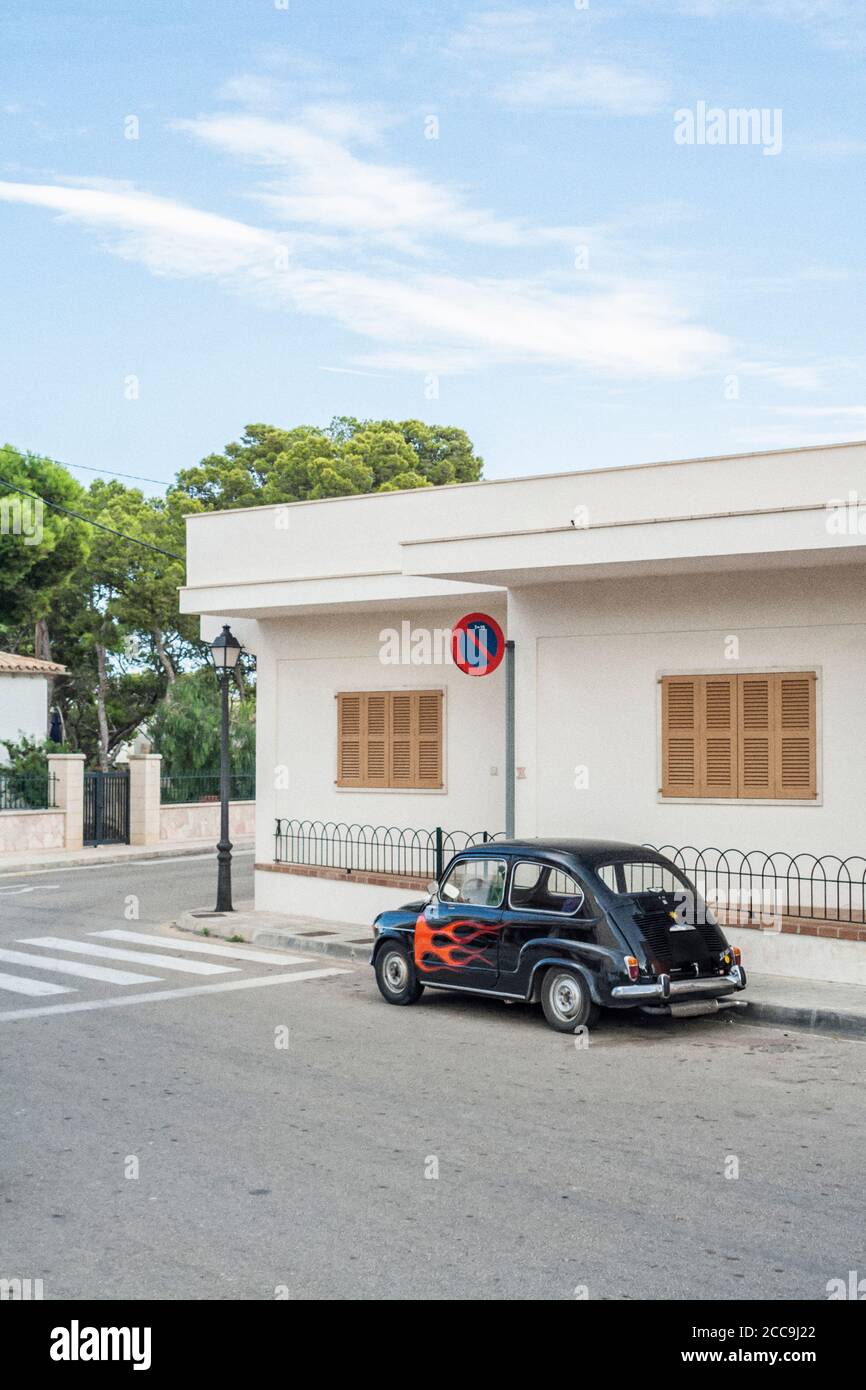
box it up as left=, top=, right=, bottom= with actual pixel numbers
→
left=0, top=650, right=66, bottom=761
left=180, top=439, right=866, bottom=985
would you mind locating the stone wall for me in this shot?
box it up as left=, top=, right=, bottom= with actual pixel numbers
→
left=159, top=800, right=255, bottom=843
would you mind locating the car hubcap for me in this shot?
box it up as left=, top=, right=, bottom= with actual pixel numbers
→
left=551, top=974, right=581, bottom=1021
left=384, top=952, right=408, bottom=992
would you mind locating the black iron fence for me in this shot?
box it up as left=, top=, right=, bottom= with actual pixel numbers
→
left=272, top=820, right=866, bottom=924
left=648, top=844, right=866, bottom=925
left=0, top=770, right=57, bottom=812
left=161, top=770, right=256, bottom=805
left=274, top=819, right=502, bottom=882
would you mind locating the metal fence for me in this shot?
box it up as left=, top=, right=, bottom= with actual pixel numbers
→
left=647, top=844, right=866, bottom=925
left=0, top=771, right=57, bottom=812
left=274, top=819, right=502, bottom=882
left=160, top=770, right=256, bottom=805
left=272, top=821, right=866, bottom=924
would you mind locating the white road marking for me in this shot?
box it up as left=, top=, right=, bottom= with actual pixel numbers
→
left=0, top=972, right=74, bottom=997
left=92, top=929, right=308, bottom=966
left=0, top=885, right=59, bottom=895
left=0, top=948, right=158, bottom=986
left=19, top=937, right=238, bottom=976
left=0, top=967, right=349, bottom=1022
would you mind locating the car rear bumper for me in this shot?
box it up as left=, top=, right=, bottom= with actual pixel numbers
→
left=611, top=964, right=747, bottom=1002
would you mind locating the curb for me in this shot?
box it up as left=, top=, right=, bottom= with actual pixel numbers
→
left=737, top=999, right=866, bottom=1041
left=169, top=910, right=372, bottom=964
left=0, top=842, right=255, bottom=876
left=165, top=911, right=866, bottom=1039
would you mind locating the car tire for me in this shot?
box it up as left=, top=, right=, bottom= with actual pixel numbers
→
left=375, top=943, right=424, bottom=1006
left=540, top=967, right=599, bottom=1033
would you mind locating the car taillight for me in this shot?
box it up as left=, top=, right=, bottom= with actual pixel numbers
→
left=731, top=945, right=741, bottom=965
left=625, top=955, right=639, bottom=982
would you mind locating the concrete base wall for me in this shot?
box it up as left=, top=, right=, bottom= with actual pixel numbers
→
left=727, top=924, right=866, bottom=987
left=160, top=800, right=256, bottom=843
left=0, top=809, right=66, bottom=853
left=255, top=866, right=423, bottom=924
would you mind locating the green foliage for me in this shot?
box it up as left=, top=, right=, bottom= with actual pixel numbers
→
left=0, top=413, right=483, bottom=769
left=148, top=669, right=256, bottom=775
left=170, top=417, right=483, bottom=510
left=0, top=736, right=60, bottom=809
left=0, top=445, right=89, bottom=629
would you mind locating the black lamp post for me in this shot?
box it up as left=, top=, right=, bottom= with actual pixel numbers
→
left=209, top=624, right=242, bottom=912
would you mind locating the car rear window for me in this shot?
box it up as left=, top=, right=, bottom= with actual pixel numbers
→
left=596, top=860, right=693, bottom=896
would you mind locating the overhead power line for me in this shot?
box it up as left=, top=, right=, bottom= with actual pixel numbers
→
left=0, top=442, right=168, bottom=488
left=0, top=472, right=183, bottom=562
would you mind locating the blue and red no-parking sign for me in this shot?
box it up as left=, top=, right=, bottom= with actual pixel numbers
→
left=451, top=612, right=506, bottom=677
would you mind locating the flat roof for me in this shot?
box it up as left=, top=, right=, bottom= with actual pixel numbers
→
left=185, top=438, right=866, bottom=523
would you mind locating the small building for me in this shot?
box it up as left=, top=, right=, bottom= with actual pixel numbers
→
left=180, top=439, right=866, bottom=984
left=0, top=650, right=66, bottom=761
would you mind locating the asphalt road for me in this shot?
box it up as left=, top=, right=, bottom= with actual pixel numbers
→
left=1, top=854, right=863, bottom=1301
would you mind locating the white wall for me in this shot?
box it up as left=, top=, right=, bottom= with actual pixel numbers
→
left=0, top=676, right=48, bottom=762
left=510, top=565, right=866, bottom=858
left=252, top=606, right=508, bottom=873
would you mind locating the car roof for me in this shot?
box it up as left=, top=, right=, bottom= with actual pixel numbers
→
left=463, top=838, right=668, bottom=867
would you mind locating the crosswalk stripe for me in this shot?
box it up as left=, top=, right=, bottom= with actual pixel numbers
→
left=0, top=967, right=349, bottom=1022
left=91, top=929, right=308, bottom=966
left=19, top=937, right=238, bottom=976
left=0, top=948, right=158, bottom=986
left=0, top=972, right=74, bottom=997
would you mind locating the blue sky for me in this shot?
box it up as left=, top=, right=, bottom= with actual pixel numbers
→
left=1, top=0, right=864, bottom=491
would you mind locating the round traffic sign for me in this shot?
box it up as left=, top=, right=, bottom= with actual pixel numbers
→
left=451, top=612, right=506, bottom=677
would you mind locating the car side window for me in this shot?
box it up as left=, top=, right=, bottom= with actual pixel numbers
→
left=508, top=861, right=587, bottom=916
left=439, top=858, right=507, bottom=908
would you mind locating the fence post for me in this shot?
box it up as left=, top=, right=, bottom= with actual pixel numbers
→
left=435, top=826, right=443, bottom=881
left=128, top=754, right=162, bottom=846
left=48, top=753, right=85, bottom=850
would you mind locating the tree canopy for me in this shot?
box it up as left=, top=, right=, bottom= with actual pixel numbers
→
left=0, top=417, right=484, bottom=769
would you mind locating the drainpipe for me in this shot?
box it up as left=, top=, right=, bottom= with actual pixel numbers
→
left=505, top=640, right=515, bottom=838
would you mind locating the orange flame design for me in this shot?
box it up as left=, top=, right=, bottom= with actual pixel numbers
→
left=414, top=911, right=497, bottom=973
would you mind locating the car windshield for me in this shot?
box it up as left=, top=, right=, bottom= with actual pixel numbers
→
left=595, top=859, right=695, bottom=897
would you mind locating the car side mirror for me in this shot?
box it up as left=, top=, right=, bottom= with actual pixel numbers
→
left=426, top=881, right=439, bottom=903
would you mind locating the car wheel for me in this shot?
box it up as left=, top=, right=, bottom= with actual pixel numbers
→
left=541, top=967, right=599, bottom=1033
left=375, top=943, right=424, bottom=1006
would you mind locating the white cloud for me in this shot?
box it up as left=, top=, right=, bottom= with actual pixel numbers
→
left=174, top=111, right=575, bottom=250
left=0, top=177, right=728, bottom=378
left=447, top=8, right=668, bottom=115
left=446, top=7, right=554, bottom=57
left=649, top=0, right=866, bottom=51
left=497, top=62, right=668, bottom=115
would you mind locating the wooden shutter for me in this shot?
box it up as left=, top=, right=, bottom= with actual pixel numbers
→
left=738, top=675, right=774, bottom=798
left=364, top=693, right=389, bottom=787
left=701, top=676, right=737, bottom=797
left=662, top=671, right=817, bottom=800
left=417, top=691, right=443, bottom=788
left=774, top=673, right=816, bottom=798
left=337, top=693, right=363, bottom=787
left=337, top=690, right=443, bottom=789
left=661, top=677, right=700, bottom=796
left=390, top=693, right=414, bottom=787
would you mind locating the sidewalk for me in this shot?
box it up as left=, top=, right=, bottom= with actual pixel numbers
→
left=0, top=837, right=255, bottom=875
left=167, top=904, right=866, bottom=1040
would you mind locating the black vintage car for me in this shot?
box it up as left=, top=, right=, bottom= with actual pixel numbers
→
left=371, top=839, right=747, bottom=1031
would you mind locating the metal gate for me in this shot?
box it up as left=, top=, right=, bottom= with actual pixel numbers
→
left=83, top=769, right=130, bottom=846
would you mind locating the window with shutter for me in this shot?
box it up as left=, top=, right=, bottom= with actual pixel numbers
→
left=661, top=672, right=817, bottom=801
left=336, top=691, right=444, bottom=789
left=662, top=677, right=699, bottom=796
left=739, top=676, right=773, bottom=798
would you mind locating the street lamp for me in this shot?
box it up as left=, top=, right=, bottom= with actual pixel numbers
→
left=209, top=624, right=242, bottom=912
